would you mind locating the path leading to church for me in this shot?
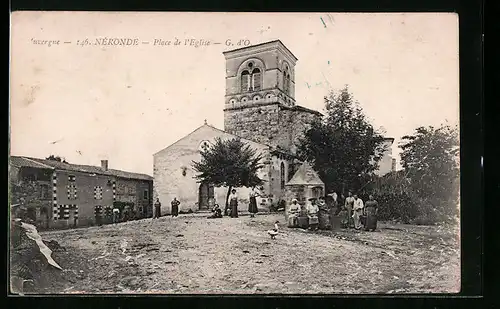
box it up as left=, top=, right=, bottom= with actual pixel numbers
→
left=34, top=213, right=460, bottom=294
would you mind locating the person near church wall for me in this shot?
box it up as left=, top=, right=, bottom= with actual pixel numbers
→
left=229, top=189, right=239, bottom=218
left=171, top=197, right=180, bottom=217
left=208, top=203, right=223, bottom=219
left=248, top=186, right=260, bottom=218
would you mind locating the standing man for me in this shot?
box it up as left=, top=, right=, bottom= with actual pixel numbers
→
left=344, top=192, right=355, bottom=228
left=352, top=194, right=364, bottom=230
left=153, top=198, right=162, bottom=219
left=171, top=197, right=180, bottom=217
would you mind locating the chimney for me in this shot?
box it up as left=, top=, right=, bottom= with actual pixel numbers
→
left=101, top=160, right=108, bottom=171
left=391, top=158, right=396, bottom=172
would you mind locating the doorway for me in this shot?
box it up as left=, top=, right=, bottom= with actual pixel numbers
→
left=198, top=182, right=214, bottom=210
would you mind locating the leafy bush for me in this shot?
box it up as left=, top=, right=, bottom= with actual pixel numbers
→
left=374, top=191, right=419, bottom=224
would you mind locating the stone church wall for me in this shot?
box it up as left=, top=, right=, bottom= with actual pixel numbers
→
left=224, top=104, right=280, bottom=146
left=225, top=103, right=320, bottom=152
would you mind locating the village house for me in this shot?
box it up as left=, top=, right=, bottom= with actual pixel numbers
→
left=153, top=40, right=395, bottom=214
left=9, top=156, right=153, bottom=229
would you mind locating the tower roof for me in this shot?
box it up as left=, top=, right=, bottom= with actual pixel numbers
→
left=286, top=161, right=324, bottom=186
left=223, top=39, right=298, bottom=62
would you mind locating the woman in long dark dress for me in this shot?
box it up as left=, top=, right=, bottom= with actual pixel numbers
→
left=171, top=197, right=180, bottom=217
left=229, top=189, right=239, bottom=218
left=364, top=195, right=378, bottom=231
left=248, top=187, right=259, bottom=218
left=317, top=196, right=330, bottom=230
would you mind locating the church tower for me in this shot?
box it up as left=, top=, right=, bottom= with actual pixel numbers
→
left=223, top=40, right=308, bottom=151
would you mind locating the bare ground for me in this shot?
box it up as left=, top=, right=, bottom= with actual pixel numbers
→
left=24, top=213, right=460, bottom=294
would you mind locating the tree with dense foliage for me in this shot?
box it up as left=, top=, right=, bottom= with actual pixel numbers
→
left=296, top=86, right=386, bottom=194
left=363, top=171, right=419, bottom=223
left=192, top=138, right=264, bottom=209
left=45, top=155, right=68, bottom=163
left=399, top=124, right=460, bottom=223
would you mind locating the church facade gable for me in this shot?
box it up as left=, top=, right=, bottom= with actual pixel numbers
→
left=153, top=124, right=282, bottom=213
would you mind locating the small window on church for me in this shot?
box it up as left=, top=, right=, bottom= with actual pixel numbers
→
left=283, top=70, right=289, bottom=94
left=241, top=70, right=250, bottom=92
left=286, top=74, right=291, bottom=95
left=252, top=68, right=261, bottom=91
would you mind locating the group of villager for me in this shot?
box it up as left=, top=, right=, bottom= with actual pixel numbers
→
left=151, top=187, right=379, bottom=233
left=287, top=191, right=379, bottom=232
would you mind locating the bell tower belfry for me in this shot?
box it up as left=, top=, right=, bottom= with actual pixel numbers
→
left=222, top=40, right=299, bottom=147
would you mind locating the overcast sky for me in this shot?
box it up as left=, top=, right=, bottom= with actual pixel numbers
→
left=10, top=12, right=459, bottom=175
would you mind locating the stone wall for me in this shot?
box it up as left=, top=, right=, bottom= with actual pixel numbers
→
left=10, top=180, right=52, bottom=228
left=224, top=100, right=320, bottom=154
left=10, top=167, right=54, bottom=229
left=224, top=103, right=281, bottom=147
left=278, top=107, right=322, bottom=153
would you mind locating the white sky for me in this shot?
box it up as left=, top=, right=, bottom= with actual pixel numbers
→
left=10, top=12, right=459, bottom=175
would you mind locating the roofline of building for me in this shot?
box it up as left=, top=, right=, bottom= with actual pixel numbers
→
left=204, top=123, right=273, bottom=148
left=222, top=39, right=298, bottom=62
left=153, top=125, right=207, bottom=156
left=281, top=104, right=324, bottom=116
left=111, top=174, right=153, bottom=181
left=153, top=123, right=273, bottom=156
left=10, top=156, right=152, bottom=180
left=10, top=156, right=55, bottom=169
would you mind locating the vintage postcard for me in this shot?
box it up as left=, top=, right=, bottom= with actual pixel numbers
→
left=9, top=12, right=460, bottom=294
